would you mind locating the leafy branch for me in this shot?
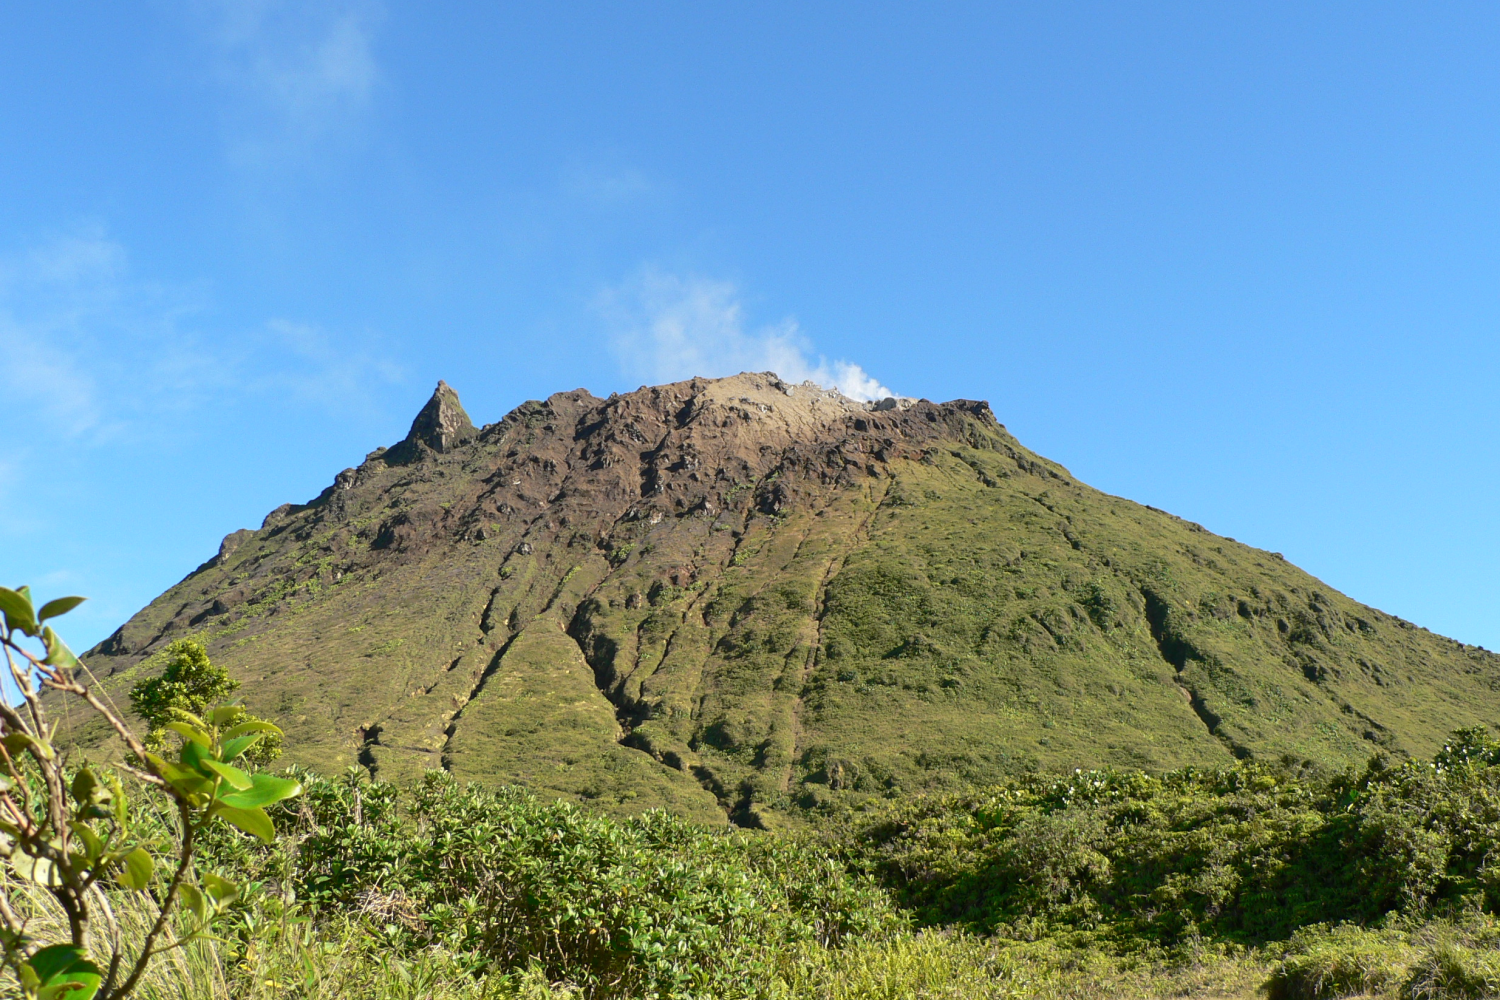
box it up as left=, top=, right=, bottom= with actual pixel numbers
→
left=0, top=586, right=300, bottom=1000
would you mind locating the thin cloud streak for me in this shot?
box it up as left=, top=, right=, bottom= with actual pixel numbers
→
left=600, top=269, right=895, bottom=402
left=255, top=318, right=404, bottom=415
left=0, top=230, right=404, bottom=452
left=200, top=0, right=382, bottom=166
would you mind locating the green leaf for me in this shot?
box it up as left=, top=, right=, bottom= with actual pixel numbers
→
left=68, top=823, right=103, bottom=862
left=28, top=945, right=101, bottom=1000
left=219, top=733, right=264, bottom=763
left=41, top=627, right=78, bottom=672
left=180, top=739, right=216, bottom=779
left=201, top=758, right=253, bottom=791
left=3, top=731, right=54, bottom=761
left=17, top=962, right=40, bottom=991
left=25, top=944, right=87, bottom=984
left=202, top=871, right=239, bottom=907
left=167, top=708, right=209, bottom=730
left=143, top=752, right=196, bottom=785
left=69, top=768, right=98, bottom=806
left=39, top=973, right=102, bottom=1000
left=118, top=846, right=154, bottom=891
left=165, top=721, right=211, bottom=748
left=222, top=719, right=283, bottom=741
left=210, top=804, right=275, bottom=843
left=216, top=774, right=301, bottom=809
left=179, top=883, right=208, bottom=923
left=0, top=587, right=38, bottom=637
left=144, top=753, right=213, bottom=797
left=37, top=596, right=86, bottom=621
left=13, top=849, right=61, bottom=887
left=68, top=767, right=110, bottom=807
left=210, top=705, right=244, bottom=727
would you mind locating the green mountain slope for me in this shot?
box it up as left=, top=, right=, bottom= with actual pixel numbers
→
left=68, top=374, right=1500, bottom=828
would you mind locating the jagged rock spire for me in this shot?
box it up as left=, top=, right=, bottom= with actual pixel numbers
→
left=404, top=380, right=476, bottom=454
left=383, top=381, right=477, bottom=464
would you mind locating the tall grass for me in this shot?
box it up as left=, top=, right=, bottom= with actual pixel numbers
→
left=0, top=874, right=579, bottom=1000
left=0, top=875, right=229, bottom=1000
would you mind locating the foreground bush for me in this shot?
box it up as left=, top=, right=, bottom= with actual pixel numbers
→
left=215, top=771, right=901, bottom=996
left=169, top=726, right=1500, bottom=997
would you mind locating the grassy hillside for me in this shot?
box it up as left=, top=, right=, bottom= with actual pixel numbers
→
left=64, top=373, right=1500, bottom=828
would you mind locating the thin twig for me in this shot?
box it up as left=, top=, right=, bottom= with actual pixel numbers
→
left=44, top=678, right=157, bottom=769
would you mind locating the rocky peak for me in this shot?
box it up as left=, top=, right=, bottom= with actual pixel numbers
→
left=391, top=380, right=476, bottom=460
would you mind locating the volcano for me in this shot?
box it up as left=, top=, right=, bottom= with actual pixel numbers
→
left=71, top=374, right=1500, bottom=828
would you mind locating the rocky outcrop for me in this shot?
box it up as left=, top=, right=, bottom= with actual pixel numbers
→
left=387, top=380, right=477, bottom=462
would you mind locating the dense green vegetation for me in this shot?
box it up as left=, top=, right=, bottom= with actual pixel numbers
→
left=848, top=728, right=1500, bottom=946
left=19, top=726, right=1488, bottom=998
left=214, top=772, right=901, bottom=996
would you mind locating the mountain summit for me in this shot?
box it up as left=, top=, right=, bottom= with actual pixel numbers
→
left=391, top=379, right=476, bottom=458
left=75, top=374, right=1500, bottom=827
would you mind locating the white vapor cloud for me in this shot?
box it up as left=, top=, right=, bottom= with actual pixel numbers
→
left=600, top=269, right=895, bottom=402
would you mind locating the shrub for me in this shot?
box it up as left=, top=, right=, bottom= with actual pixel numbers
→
left=846, top=739, right=1500, bottom=948
left=279, top=766, right=407, bottom=908
left=403, top=775, right=901, bottom=994
left=130, top=639, right=283, bottom=766
left=1264, top=924, right=1413, bottom=1000
left=1403, top=944, right=1500, bottom=1000
left=0, top=586, right=299, bottom=1000
left=211, top=770, right=903, bottom=997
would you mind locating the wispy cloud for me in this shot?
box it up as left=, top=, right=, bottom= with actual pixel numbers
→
left=0, top=229, right=403, bottom=452
left=0, top=226, right=203, bottom=441
left=254, top=318, right=404, bottom=414
left=599, top=268, right=895, bottom=402
left=200, top=0, right=381, bottom=165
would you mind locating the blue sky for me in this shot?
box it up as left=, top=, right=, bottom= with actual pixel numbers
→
left=3, top=3, right=1497, bottom=653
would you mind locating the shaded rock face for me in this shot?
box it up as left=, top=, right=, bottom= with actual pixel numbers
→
left=69, top=373, right=1500, bottom=829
